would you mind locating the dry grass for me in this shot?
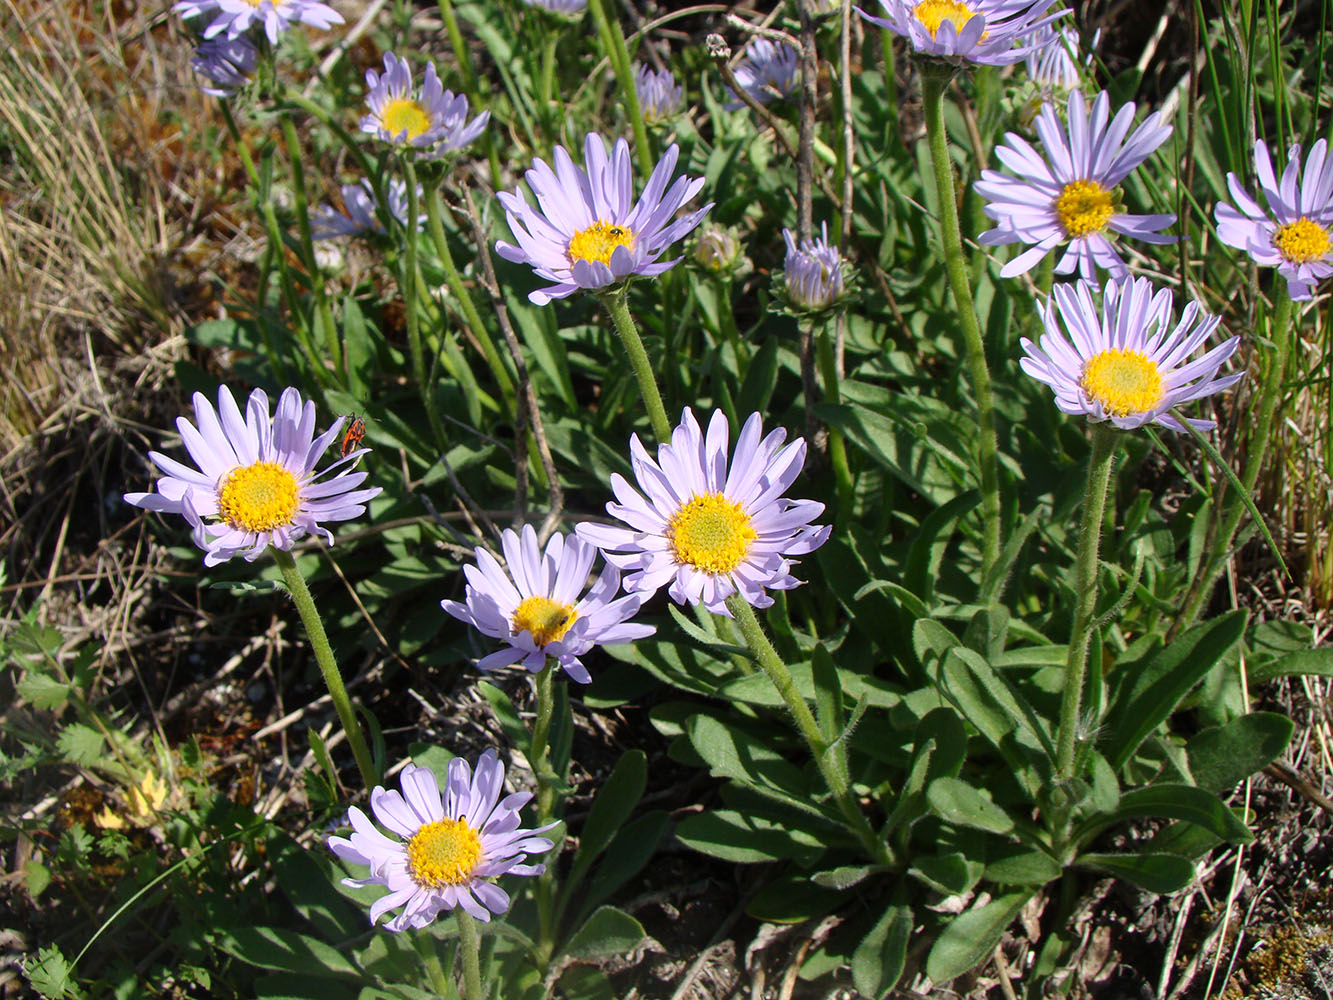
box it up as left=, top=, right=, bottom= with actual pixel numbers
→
left=0, top=0, right=213, bottom=450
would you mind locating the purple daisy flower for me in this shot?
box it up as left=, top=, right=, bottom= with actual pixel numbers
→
left=783, top=222, right=845, bottom=310
left=442, top=525, right=654, bottom=684
left=1024, top=23, right=1093, bottom=91
left=311, top=179, right=425, bottom=240
left=857, top=0, right=1063, bottom=67
left=520, top=0, right=587, bottom=15
left=360, top=53, right=490, bottom=155
left=495, top=133, right=712, bottom=305
left=123, top=386, right=381, bottom=566
left=576, top=409, right=831, bottom=615
left=173, top=0, right=343, bottom=45
left=975, top=89, right=1175, bottom=283
left=1020, top=277, right=1243, bottom=432
left=190, top=36, right=257, bottom=98
left=635, top=63, right=683, bottom=124
left=724, top=38, right=799, bottom=111
left=329, top=751, right=555, bottom=931
left=1214, top=139, right=1333, bottom=301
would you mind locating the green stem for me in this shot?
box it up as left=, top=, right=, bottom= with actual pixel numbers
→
left=920, top=63, right=1001, bottom=581
left=602, top=291, right=673, bottom=444
left=280, top=115, right=342, bottom=380
left=728, top=597, right=889, bottom=865
left=530, top=662, right=558, bottom=967
left=539, top=30, right=559, bottom=124
left=422, top=186, right=518, bottom=416
left=418, top=935, right=452, bottom=997
left=816, top=323, right=854, bottom=520
left=585, top=0, right=653, bottom=176
left=456, top=910, right=484, bottom=1000
left=1055, top=423, right=1118, bottom=782
left=1175, top=283, right=1293, bottom=632
left=272, top=548, right=376, bottom=789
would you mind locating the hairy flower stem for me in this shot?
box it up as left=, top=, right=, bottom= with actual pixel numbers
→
left=422, top=185, right=518, bottom=417
left=920, top=64, right=1001, bottom=581
left=455, top=910, right=484, bottom=1000
left=728, top=597, right=890, bottom=865
left=1174, top=284, right=1293, bottom=634
left=1055, top=424, right=1118, bottom=782
left=602, top=291, right=673, bottom=444
left=530, top=662, right=559, bottom=968
left=585, top=0, right=653, bottom=175
left=272, top=549, right=376, bottom=788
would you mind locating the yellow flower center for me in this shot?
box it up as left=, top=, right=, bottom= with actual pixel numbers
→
left=1080, top=349, right=1164, bottom=416
left=243, top=0, right=283, bottom=6
left=1056, top=179, right=1117, bottom=237
left=406, top=818, right=483, bottom=889
left=217, top=461, right=300, bottom=533
left=1272, top=217, right=1331, bottom=264
left=567, top=221, right=636, bottom=266
left=511, top=596, right=578, bottom=647
left=667, top=493, right=757, bottom=575
left=912, top=0, right=976, bottom=37
left=380, top=98, right=432, bottom=141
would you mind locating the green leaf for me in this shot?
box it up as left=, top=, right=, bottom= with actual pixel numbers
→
left=810, top=865, right=874, bottom=890
left=736, top=334, right=780, bottom=416
left=408, top=744, right=456, bottom=787
left=56, top=724, right=104, bottom=766
left=563, top=750, right=647, bottom=904
left=217, top=926, right=361, bottom=979
left=25, top=859, right=51, bottom=900
left=908, top=852, right=984, bottom=895
left=906, top=492, right=980, bottom=605
left=561, top=906, right=646, bottom=961
left=577, top=811, right=669, bottom=921
left=1102, top=611, right=1248, bottom=770
left=25, top=944, right=77, bottom=999
left=851, top=905, right=913, bottom=999
left=926, top=892, right=1029, bottom=983
left=269, top=835, right=364, bottom=941
left=1081, top=783, right=1253, bottom=845
left=477, top=682, right=529, bottom=752
left=1249, top=647, right=1333, bottom=684
left=811, top=644, right=843, bottom=745
left=984, top=850, right=1062, bottom=886
left=253, top=974, right=357, bottom=1000
left=926, top=777, right=1015, bottom=834
left=1076, top=851, right=1195, bottom=893
left=684, top=715, right=812, bottom=806
left=1187, top=713, right=1293, bottom=794
left=674, top=809, right=824, bottom=865
left=16, top=672, right=70, bottom=710
left=666, top=605, right=752, bottom=659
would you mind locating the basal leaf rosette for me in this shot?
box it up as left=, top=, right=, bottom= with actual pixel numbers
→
left=577, top=409, right=831, bottom=615
left=123, top=386, right=381, bottom=565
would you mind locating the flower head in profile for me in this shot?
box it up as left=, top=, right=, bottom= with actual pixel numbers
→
left=360, top=53, right=490, bottom=155
left=329, top=752, right=555, bottom=931
left=311, top=179, right=425, bottom=240
left=857, top=0, right=1063, bottom=67
left=123, top=386, right=381, bottom=565
left=1214, top=139, right=1333, bottom=301
left=496, top=133, right=712, bottom=305
left=576, top=409, right=831, bottom=615
left=975, top=90, right=1174, bottom=283
left=519, top=0, right=587, bottom=16
left=725, top=39, right=799, bottom=110
left=1020, top=277, right=1243, bottom=432
left=190, top=37, right=257, bottom=98
left=635, top=63, right=684, bottom=125
left=442, top=526, right=654, bottom=684
left=173, top=0, right=343, bottom=45
left=691, top=225, right=749, bottom=277
left=1024, top=23, right=1092, bottom=92
left=781, top=222, right=846, bottom=312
